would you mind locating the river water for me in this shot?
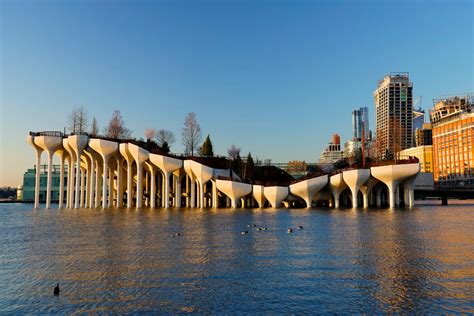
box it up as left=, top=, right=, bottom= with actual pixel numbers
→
left=0, top=203, right=473, bottom=313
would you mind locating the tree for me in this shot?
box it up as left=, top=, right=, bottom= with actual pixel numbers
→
left=200, top=135, right=214, bottom=157
left=68, top=106, right=88, bottom=134
left=243, top=152, right=254, bottom=181
left=156, top=129, right=176, bottom=147
left=227, top=145, right=241, bottom=160
left=162, top=141, right=170, bottom=154
left=90, top=117, right=99, bottom=136
left=103, top=110, right=132, bottom=139
left=182, top=113, right=202, bottom=156
left=144, top=128, right=157, bottom=141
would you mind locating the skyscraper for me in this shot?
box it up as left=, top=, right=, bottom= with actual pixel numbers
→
left=374, top=73, right=413, bottom=158
left=351, top=107, right=370, bottom=141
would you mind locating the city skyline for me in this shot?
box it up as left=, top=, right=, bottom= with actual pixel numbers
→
left=1, top=0, right=473, bottom=187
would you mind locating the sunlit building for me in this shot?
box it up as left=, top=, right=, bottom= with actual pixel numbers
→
left=399, top=145, right=433, bottom=173
left=374, top=73, right=413, bottom=158
left=429, top=95, right=474, bottom=188
left=415, top=123, right=433, bottom=146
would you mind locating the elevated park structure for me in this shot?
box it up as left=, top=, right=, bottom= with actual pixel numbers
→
left=27, top=131, right=425, bottom=210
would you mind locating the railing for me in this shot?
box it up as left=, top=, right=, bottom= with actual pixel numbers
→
left=29, top=131, right=64, bottom=137
left=368, top=157, right=419, bottom=167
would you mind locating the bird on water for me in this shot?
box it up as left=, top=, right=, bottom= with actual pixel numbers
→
left=53, top=283, right=60, bottom=296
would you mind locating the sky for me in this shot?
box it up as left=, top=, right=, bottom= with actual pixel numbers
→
left=1, top=0, right=473, bottom=187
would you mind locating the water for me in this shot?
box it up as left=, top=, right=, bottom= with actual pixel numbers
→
left=0, top=203, right=473, bottom=313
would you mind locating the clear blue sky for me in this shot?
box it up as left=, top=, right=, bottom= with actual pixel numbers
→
left=1, top=0, right=473, bottom=186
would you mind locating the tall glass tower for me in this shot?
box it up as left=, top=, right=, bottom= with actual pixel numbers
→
left=352, top=107, right=370, bottom=140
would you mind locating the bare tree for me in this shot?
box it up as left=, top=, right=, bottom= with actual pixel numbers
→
left=103, top=110, right=132, bottom=139
left=90, top=117, right=99, bottom=136
left=156, top=129, right=176, bottom=147
left=227, top=145, right=241, bottom=160
left=144, top=128, right=157, bottom=141
left=181, top=113, right=202, bottom=156
left=68, top=106, right=88, bottom=134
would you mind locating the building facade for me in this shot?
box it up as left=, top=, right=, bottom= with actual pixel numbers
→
left=415, top=123, right=433, bottom=146
left=22, top=165, right=67, bottom=202
left=319, top=134, right=343, bottom=163
left=399, top=145, right=433, bottom=173
left=374, top=73, right=413, bottom=158
left=429, top=95, right=474, bottom=188
left=351, top=107, right=370, bottom=140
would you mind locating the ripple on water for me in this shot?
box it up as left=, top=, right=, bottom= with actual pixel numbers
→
left=0, top=204, right=473, bottom=313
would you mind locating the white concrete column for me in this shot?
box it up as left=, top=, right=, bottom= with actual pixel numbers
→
left=58, top=154, right=66, bottom=209
left=185, top=175, right=191, bottom=207
left=333, top=192, right=340, bottom=208
left=388, top=182, right=397, bottom=209
left=102, top=158, right=109, bottom=208
left=69, top=157, right=75, bottom=208
left=84, top=158, right=91, bottom=208
left=212, top=180, right=218, bottom=208
left=80, top=167, right=85, bottom=208
left=88, top=158, right=95, bottom=208
left=404, top=176, right=416, bottom=208
left=175, top=176, right=182, bottom=208
left=34, top=150, right=43, bottom=209
left=74, top=152, right=83, bottom=209
left=95, top=163, right=101, bottom=208
left=64, top=156, right=71, bottom=208
left=108, top=166, right=114, bottom=207
left=126, top=160, right=133, bottom=208
left=150, top=170, right=156, bottom=208
left=190, top=178, right=196, bottom=208
left=363, top=191, right=369, bottom=209
left=136, top=162, right=144, bottom=208
left=117, top=159, right=124, bottom=207
left=163, top=171, right=171, bottom=208
left=199, top=181, right=205, bottom=208
left=45, top=150, right=54, bottom=209
left=408, top=188, right=415, bottom=207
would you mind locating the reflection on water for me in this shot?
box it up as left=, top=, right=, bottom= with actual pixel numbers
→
left=0, top=204, right=473, bottom=313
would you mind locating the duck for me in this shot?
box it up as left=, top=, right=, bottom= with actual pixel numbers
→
left=53, top=283, right=60, bottom=296
left=241, top=231, right=248, bottom=235
left=287, top=228, right=293, bottom=234
left=297, top=226, right=304, bottom=230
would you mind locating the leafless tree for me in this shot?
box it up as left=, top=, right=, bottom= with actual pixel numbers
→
left=264, top=158, right=272, bottom=166
left=227, top=145, right=241, bottom=160
left=103, top=110, right=132, bottom=139
left=68, top=106, right=88, bottom=134
left=144, top=128, right=157, bottom=141
left=90, top=117, right=99, bottom=136
left=156, top=129, right=176, bottom=147
left=181, top=113, right=202, bottom=156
